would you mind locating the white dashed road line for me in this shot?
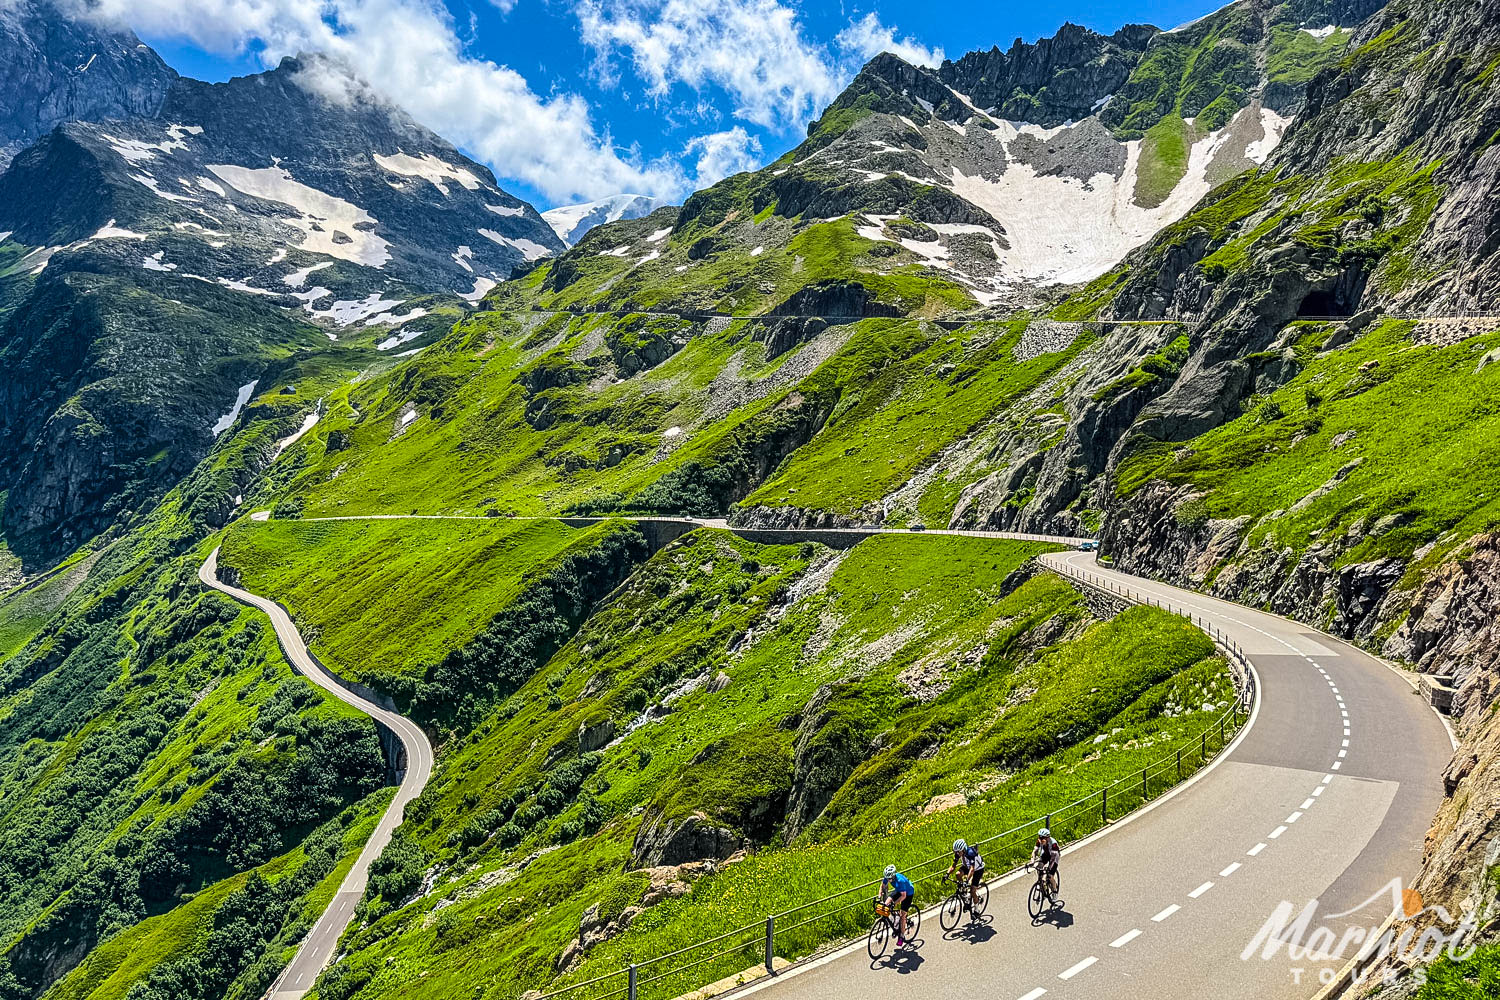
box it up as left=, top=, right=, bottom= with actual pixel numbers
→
left=1248, top=842, right=1268, bottom=856
left=1188, top=881, right=1214, bottom=899
left=1152, top=904, right=1180, bottom=922
left=1058, top=957, right=1098, bottom=980
left=1269, top=825, right=1287, bottom=839
left=1018, top=987, right=1047, bottom=1000
left=1110, top=929, right=1143, bottom=948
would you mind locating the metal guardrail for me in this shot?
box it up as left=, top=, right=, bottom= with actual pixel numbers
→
left=527, top=554, right=1258, bottom=1000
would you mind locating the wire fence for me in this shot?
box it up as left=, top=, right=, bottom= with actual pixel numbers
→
left=524, top=553, right=1257, bottom=1000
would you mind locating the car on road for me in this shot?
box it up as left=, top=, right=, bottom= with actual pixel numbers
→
left=909, top=523, right=927, bottom=531
left=1078, top=540, right=1098, bottom=551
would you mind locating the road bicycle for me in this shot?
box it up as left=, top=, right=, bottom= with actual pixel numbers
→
left=939, top=871, right=989, bottom=930
left=1025, top=862, right=1061, bottom=920
left=867, top=897, right=921, bottom=959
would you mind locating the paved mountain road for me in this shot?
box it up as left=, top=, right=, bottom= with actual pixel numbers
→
left=214, top=516, right=1451, bottom=1000
left=728, top=548, right=1450, bottom=1000
left=198, top=547, right=435, bottom=1000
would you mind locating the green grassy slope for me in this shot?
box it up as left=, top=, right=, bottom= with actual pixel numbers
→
left=241, top=530, right=1233, bottom=1000
left=220, top=517, right=626, bottom=688
left=42, top=791, right=390, bottom=1000
left=741, top=318, right=1092, bottom=516
left=1116, top=320, right=1500, bottom=575
left=253, top=308, right=1096, bottom=530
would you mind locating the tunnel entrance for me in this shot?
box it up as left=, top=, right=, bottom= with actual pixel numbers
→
left=1296, top=288, right=1355, bottom=319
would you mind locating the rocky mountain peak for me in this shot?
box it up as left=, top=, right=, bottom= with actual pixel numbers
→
left=0, top=0, right=176, bottom=168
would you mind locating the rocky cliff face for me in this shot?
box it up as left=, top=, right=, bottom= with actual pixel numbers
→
left=939, top=22, right=1156, bottom=127
left=0, top=0, right=175, bottom=169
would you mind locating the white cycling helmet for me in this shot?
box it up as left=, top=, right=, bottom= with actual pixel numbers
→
left=953, top=839, right=967, bottom=853
left=883, top=864, right=897, bottom=879
left=1038, top=828, right=1051, bottom=839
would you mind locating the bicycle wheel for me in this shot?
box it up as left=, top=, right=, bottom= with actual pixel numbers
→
left=940, top=893, right=962, bottom=932
left=867, top=918, right=891, bottom=960
left=1028, top=880, right=1045, bottom=921
left=972, top=880, right=989, bottom=919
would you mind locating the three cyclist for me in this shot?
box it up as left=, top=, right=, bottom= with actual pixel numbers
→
left=879, top=864, right=916, bottom=946
left=947, top=838, right=985, bottom=906
left=1031, top=827, right=1062, bottom=898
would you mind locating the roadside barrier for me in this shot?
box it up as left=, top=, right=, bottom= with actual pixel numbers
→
left=528, top=550, right=1257, bottom=1000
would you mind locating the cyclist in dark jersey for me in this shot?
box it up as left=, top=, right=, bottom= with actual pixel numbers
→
left=880, top=864, right=916, bottom=946
left=947, top=838, right=985, bottom=906
left=1032, top=828, right=1061, bottom=896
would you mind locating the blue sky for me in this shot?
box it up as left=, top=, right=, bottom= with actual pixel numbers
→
left=117, top=0, right=1224, bottom=211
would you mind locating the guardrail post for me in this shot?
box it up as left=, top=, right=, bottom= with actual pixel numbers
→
left=629, top=964, right=638, bottom=1000
left=1220, top=717, right=1226, bottom=748
left=1101, top=786, right=1108, bottom=823
left=765, top=916, right=775, bottom=974
left=1201, top=731, right=1207, bottom=762
left=1141, top=768, right=1147, bottom=802
left=1176, top=748, right=1182, bottom=780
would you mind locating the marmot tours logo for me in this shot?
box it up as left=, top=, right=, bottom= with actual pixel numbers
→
left=1242, top=879, right=1487, bottom=987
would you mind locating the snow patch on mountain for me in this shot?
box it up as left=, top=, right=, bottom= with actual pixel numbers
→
left=365, top=306, right=427, bottom=326
left=89, top=219, right=147, bottom=241
left=281, top=260, right=334, bottom=287
left=939, top=106, right=1287, bottom=285
left=130, top=172, right=195, bottom=202
left=460, top=276, right=496, bottom=302
left=374, top=151, right=482, bottom=195
left=376, top=327, right=425, bottom=351
left=478, top=228, right=551, bottom=260
left=307, top=292, right=404, bottom=325
left=211, top=380, right=258, bottom=436
left=102, top=130, right=189, bottom=162
left=274, top=407, right=321, bottom=459
left=542, top=194, right=663, bottom=245
left=207, top=164, right=391, bottom=266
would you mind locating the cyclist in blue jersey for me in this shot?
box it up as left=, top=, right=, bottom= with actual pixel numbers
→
left=880, top=864, right=916, bottom=946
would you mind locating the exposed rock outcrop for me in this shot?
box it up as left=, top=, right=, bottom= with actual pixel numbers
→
left=0, top=0, right=175, bottom=169
left=630, top=809, right=743, bottom=869
left=783, top=684, right=872, bottom=841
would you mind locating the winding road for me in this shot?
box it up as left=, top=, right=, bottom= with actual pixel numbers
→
left=732, top=547, right=1452, bottom=1000
left=198, top=547, right=434, bottom=1000
left=202, top=520, right=1453, bottom=1000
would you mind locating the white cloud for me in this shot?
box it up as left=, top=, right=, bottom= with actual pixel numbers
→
left=835, top=13, right=945, bottom=69
left=685, top=127, right=762, bottom=187
left=576, top=0, right=843, bottom=132
left=69, top=0, right=684, bottom=204
left=66, top=0, right=940, bottom=205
